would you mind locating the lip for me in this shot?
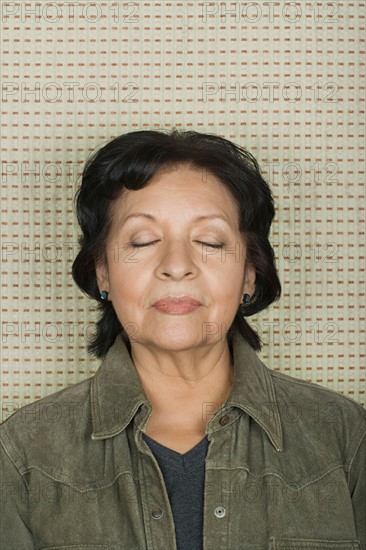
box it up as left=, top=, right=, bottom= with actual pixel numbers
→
left=152, top=296, right=202, bottom=307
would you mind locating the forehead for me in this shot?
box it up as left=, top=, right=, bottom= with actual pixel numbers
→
left=110, top=166, right=240, bottom=229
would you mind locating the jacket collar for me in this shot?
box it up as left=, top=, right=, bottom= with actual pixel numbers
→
left=90, top=325, right=283, bottom=452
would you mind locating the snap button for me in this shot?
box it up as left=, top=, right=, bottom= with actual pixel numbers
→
left=214, top=506, right=226, bottom=518
left=151, top=507, right=163, bottom=519
left=219, top=414, right=229, bottom=426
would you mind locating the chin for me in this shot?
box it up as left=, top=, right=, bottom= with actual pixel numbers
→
left=150, top=327, right=201, bottom=348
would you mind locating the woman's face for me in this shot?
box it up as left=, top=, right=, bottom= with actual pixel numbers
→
left=96, top=165, right=256, bottom=350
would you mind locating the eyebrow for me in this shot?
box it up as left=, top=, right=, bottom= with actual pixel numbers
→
left=118, top=212, right=231, bottom=228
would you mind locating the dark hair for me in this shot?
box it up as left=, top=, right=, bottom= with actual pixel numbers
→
left=72, top=128, right=281, bottom=358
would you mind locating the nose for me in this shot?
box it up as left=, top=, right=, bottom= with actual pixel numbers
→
left=156, top=240, right=198, bottom=280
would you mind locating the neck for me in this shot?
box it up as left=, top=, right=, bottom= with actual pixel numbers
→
left=131, top=342, right=234, bottom=419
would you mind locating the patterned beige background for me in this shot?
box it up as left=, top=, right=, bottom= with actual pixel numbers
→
left=1, top=1, right=365, bottom=418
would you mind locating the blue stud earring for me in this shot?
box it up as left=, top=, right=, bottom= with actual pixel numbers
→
left=242, top=294, right=251, bottom=304
left=100, top=290, right=109, bottom=301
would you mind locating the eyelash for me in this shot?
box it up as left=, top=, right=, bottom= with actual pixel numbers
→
left=128, top=241, right=224, bottom=249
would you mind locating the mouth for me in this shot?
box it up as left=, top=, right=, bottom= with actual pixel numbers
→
left=151, top=296, right=202, bottom=315
left=152, top=296, right=201, bottom=307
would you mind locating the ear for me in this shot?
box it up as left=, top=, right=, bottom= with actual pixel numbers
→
left=242, top=262, right=256, bottom=297
left=95, top=259, right=110, bottom=294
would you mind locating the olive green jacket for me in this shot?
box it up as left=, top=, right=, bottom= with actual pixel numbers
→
left=1, top=325, right=365, bottom=549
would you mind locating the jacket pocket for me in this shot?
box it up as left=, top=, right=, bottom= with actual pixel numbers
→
left=271, top=539, right=362, bottom=549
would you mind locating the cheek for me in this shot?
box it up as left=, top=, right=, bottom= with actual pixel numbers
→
left=211, top=260, right=244, bottom=287
left=109, top=263, right=151, bottom=314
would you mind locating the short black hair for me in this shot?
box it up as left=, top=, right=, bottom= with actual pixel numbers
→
left=72, top=128, right=281, bottom=358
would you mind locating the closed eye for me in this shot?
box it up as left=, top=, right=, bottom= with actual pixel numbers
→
left=198, top=242, right=223, bottom=249
left=128, top=241, right=224, bottom=249
left=129, top=241, right=159, bottom=248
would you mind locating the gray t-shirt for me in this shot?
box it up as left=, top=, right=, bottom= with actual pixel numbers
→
left=142, top=432, right=209, bottom=550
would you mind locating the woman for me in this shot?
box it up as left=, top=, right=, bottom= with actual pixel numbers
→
left=1, top=129, right=365, bottom=549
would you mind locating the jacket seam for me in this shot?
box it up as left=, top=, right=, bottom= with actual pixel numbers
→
left=0, top=437, right=34, bottom=534
left=0, top=435, right=33, bottom=498
left=16, top=464, right=137, bottom=492
left=205, top=462, right=346, bottom=491
left=264, top=363, right=283, bottom=447
left=0, top=423, right=26, bottom=475
left=90, top=374, right=102, bottom=434
left=341, top=414, right=366, bottom=475
left=347, top=428, right=366, bottom=487
left=0, top=436, right=22, bottom=477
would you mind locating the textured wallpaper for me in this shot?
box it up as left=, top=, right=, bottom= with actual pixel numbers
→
left=1, top=1, right=365, bottom=419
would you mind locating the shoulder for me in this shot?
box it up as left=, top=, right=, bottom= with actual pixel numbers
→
left=0, top=377, right=93, bottom=473
left=267, top=366, right=366, bottom=458
left=269, top=366, right=365, bottom=419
